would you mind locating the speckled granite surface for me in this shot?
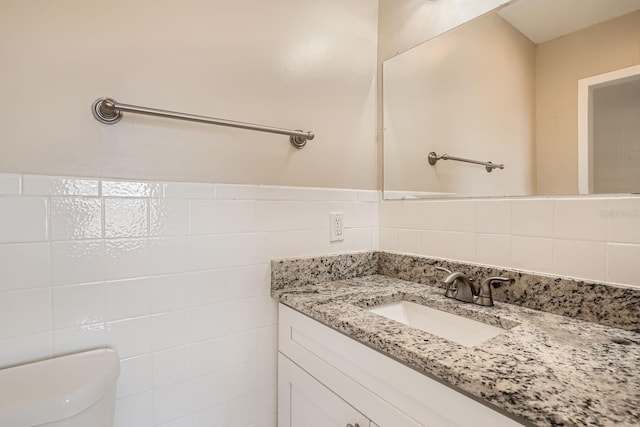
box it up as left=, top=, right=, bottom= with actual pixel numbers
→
left=271, top=251, right=378, bottom=292
left=378, top=252, right=640, bottom=333
left=272, top=252, right=640, bottom=427
left=272, top=251, right=640, bottom=332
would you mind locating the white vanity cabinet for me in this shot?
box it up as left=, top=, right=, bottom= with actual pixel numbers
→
left=279, top=354, right=377, bottom=427
left=278, top=304, right=525, bottom=427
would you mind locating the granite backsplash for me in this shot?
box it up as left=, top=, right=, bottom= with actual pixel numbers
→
left=271, top=251, right=640, bottom=332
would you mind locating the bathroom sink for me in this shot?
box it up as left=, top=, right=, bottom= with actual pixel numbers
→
left=367, top=301, right=507, bottom=347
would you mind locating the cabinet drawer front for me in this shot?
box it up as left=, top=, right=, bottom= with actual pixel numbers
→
left=279, top=304, right=525, bottom=427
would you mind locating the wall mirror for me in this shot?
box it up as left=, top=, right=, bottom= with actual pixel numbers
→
left=382, top=0, right=640, bottom=199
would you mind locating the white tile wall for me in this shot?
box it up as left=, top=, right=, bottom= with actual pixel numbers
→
left=0, top=243, right=50, bottom=291
left=0, top=197, right=48, bottom=243
left=380, top=196, right=640, bottom=288
left=118, top=354, right=153, bottom=398
left=22, top=175, right=99, bottom=197
left=3, top=173, right=637, bottom=426
left=51, top=197, right=103, bottom=240
left=0, top=173, right=21, bottom=195
left=607, top=243, right=640, bottom=285
left=0, top=174, right=379, bottom=427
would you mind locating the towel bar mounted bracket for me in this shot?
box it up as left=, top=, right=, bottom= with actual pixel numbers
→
left=91, top=97, right=313, bottom=149
left=92, top=98, right=122, bottom=125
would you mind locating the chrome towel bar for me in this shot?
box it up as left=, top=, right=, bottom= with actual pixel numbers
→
left=92, top=97, right=314, bottom=148
left=428, top=151, right=504, bottom=173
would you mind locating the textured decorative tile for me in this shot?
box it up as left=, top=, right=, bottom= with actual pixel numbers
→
left=102, top=180, right=163, bottom=198
left=50, top=197, right=102, bottom=240
left=104, top=198, right=148, bottom=238
left=22, top=175, right=98, bottom=196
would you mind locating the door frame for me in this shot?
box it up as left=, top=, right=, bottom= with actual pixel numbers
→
left=577, top=64, right=640, bottom=194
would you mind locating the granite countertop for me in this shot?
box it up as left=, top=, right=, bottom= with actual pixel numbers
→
left=272, top=254, right=640, bottom=427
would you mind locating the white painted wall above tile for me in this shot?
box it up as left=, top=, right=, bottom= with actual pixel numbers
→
left=0, top=0, right=378, bottom=190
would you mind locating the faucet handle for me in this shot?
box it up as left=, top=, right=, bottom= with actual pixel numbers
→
left=476, top=277, right=513, bottom=307
left=435, top=267, right=456, bottom=297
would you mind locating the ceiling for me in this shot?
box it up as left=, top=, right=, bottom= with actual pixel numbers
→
left=498, top=0, right=640, bottom=44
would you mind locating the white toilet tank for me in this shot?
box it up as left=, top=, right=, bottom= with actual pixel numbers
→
left=0, top=348, right=120, bottom=427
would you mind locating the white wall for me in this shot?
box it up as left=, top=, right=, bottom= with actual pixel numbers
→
left=0, top=0, right=378, bottom=190
left=0, top=173, right=378, bottom=427
left=380, top=197, right=640, bottom=289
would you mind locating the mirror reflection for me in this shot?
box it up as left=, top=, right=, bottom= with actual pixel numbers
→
left=382, top=0, right=640, bottom=199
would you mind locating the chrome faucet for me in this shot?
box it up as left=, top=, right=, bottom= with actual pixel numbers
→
left=435, top=267, right=476, bottom=303
left=435, top=267, right=513, bottom=307
left=444, top=271, right=477, bottom=303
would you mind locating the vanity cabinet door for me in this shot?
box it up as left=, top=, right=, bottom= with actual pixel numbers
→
left=279, top=353, right=371, bottom=427
left=279, top=304, right=524, bottom=427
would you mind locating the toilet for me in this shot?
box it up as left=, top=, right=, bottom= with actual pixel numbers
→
left=0, top=348, right=120, bottom=427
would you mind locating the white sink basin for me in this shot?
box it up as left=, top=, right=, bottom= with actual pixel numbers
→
left=367, top=301, right=507, bottom=347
